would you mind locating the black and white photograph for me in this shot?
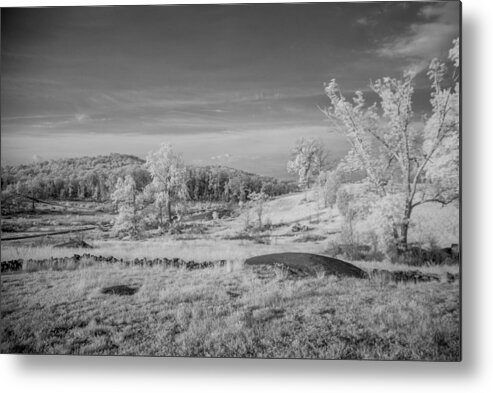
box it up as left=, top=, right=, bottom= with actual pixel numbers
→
left=1, top=1, right=461, bottom=361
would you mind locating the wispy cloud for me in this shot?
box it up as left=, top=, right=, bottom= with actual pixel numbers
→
left=210, top=153, right=234, bottom=163
left=6, top=113, right=101, bottom=131
left=373, top=2, right=459, bottom=73
left=355, top=17, right=369, bottom=26
left=1, top=3, right=458, bottom=172
left=2, top=114, right=69, bottom=122
left=354, top=16, right=378, bottom=28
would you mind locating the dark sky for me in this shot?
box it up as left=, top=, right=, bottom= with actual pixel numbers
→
left=1, top=1, right=460, bottom=178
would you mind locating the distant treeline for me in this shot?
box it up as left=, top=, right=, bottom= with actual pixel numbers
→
left=184, top=165, right=296, bottom=202
left=1, top=154, right=149, bottom=203
left=1, top=153, right=296, bottom=208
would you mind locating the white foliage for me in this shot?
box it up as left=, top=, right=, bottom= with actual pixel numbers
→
left=323, top=38, right=460, bottom=248
left=247, top=191, right=269, bottom=229
left=144, top=144, right=188, bottom=225
left=287, top=138, right=326, bottom=189
left=111, top=175, right=144, bottom=237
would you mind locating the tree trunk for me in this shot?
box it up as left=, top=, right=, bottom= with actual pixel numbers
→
left=158, top=205, right=163, bottom=228
left=400, top=221, right=409, bottom=248
left=167, top=199, right=172, bottom=223
left=132, top=193, right=137, bottom=237
left=399, top=202, right=413, bottom=249
left=392, top=224, right=399, bottom=246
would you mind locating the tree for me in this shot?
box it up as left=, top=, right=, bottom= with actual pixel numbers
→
left=322, top=38, right=459, bottom=250
left=287, top=138, right=327, bottom=190
left=247, top=191, right=269, bottom=229
left=25, top=178, right=43, bottom=211
left=1, top=184, right=17, bottom=214
left=111, top=175, right=143, bottom=237
left=227, top=175, right=245, bottom=203
left=317, top=170, right=339, bottom=207
left=77, top=181, right=86, bottom=200
left=422, top=38, right=460, bottom=207
left=144, top=144, right=188, bottom=227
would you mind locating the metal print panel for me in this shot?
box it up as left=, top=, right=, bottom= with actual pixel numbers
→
left=0, top=1, right=461, bottom=360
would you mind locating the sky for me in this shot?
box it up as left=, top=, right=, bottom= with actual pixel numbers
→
left=1, top=1, right=460, bottom=178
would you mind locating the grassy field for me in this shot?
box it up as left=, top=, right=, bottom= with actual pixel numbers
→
left=0, top=263, right=460, bottom=359
left=0, top=190, right=460, bottom=360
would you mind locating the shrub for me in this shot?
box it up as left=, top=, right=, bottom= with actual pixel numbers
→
left=293, top=234, right=327, bottom=243
left=247, top=191, right=268, bottom=230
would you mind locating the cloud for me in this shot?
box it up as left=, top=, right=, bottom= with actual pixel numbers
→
left=75, top=113, right=89, bottom=122
left=2, top=114, right=69, bottom=122
left=11, top=112, right=99, bottom=131
left=419, top=3, right=457, bottom=20
left=210, top=153, right=234, bottom=162
left=376, top=23, right=457, bottom=59
left=32, top=154, right=44, bottom=163
left=374, top=2, right=459, bottom=73
left=354, top=16, right=377, bottom=28
left=355, top=17, right=369, bottom=26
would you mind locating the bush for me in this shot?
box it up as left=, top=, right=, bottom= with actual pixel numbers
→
left=293, top=234, right=327, bottom=243
left=326, top=241, right=384, bottom=261
left=388, top=243, right=460, bottom=266
left=336, top=188, right=352, bottom=217
left=318, top=170, right=338, bottom=207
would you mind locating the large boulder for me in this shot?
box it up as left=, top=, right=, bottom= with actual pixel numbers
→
left=245, top=252, right=368, bottom=279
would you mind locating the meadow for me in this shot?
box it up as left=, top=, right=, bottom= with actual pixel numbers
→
left=0, top=190, right=460, bottom=360
left=1, top=262, right=459, bottom=359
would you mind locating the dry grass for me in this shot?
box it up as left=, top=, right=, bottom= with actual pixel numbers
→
left=0, top=263, right=460, bottom=359
left=2, top=237, right=459, bottom=279
left=350, top=259, right=459, bottom=276
left=0, top=190, right=460, bottom=359
left=1, top=238, right=326, bottom=263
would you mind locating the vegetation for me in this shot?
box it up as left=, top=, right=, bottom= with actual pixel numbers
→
left=0, top=154, right=148, bottom=213
left=144, top=144, right=189, bottom=226
left=287, top=137, right=327, bottom=190
left=0, top=39, right=460, bottom=361
left=247, top=191, right=269, bottom=230
left=317, top=170, right=338, bottom=208
left=111, top=176, right=145, bottom=237
left=321, top=38, right=459, bottom=252
left=1, top=154, right=296, bottom=215
left=185, top=165, right=296, bottom=203
left=0, top=262, right=459, bottom=359
left=1, top=179, right=459, bottom=359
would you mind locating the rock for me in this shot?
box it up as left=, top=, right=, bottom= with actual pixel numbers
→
left=370, top=269, right=441, bottom=284
left=101, top=285, right=139, bottom=296
left=245, top=252, right=368, bottom=279
left=440, top=244, right=460, bottom=264
left=1, top=259, right=23, bottom=272
left=291, top=223, right=310, bottom=233
left=395, top=243, right=460, bottom=265
left=447, top=272, right=460, bottom=283
left=2, top=253, right=229, bottom=273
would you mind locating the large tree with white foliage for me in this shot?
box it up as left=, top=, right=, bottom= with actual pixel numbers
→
left=287, top=137, right=327, bottom=190
left=322, top=38, right=459, bottom=249
left=111, top=175, right=144, bottom=237
left=144, top=144, right=189, bottom=226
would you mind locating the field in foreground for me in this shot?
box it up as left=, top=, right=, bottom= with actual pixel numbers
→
left=0, top=190, right=460, bottom=359
left=0, top=263, right=460, bottom=360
